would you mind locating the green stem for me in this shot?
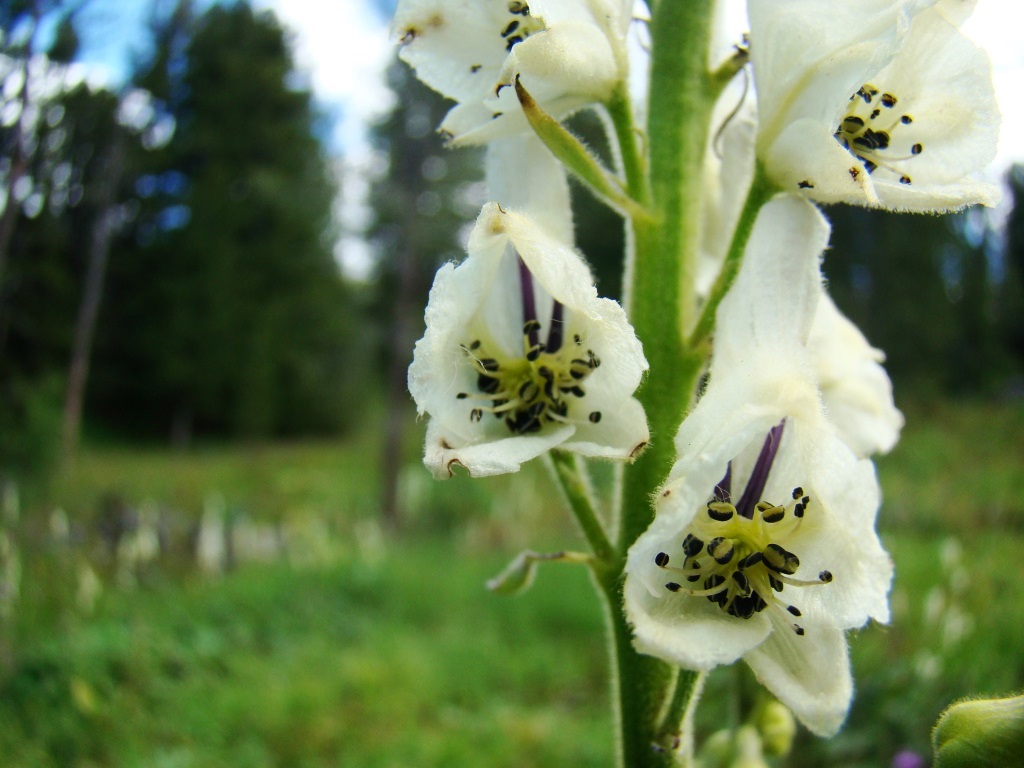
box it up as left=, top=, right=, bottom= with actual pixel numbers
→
left=605, top=4, right=718, bottom=768
left=606, top=82, right=650, bottom=206
left=657, top=668, right=703, bottom=745
left=621, top=0, right=715, bottom=557
left=549, top=451, right=614, bottom=564
left=688, top=164, right=778, bottom=350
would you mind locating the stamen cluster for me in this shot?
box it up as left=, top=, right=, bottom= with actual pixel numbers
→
left=458, top=322, right=602, bottom=435
left=654, top=487, right=832, bottom=636
left=835, top=83, right=922, bottom=185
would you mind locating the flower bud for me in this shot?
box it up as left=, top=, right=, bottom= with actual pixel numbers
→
left=730, top=725, right=769, bottom=768
left=932, top=693, right=1024, bottom=768
left=756, top=699, right=797, bottom=757
left=697, top=729, right=733, bottom=768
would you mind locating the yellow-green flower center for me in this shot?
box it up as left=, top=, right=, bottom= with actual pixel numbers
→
left=457, top=321, right=601, bottom=435
left=655, top=487, right=832, bottom=635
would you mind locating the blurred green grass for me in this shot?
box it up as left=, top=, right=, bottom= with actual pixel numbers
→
left=1, top=399, right=1021, bottom=767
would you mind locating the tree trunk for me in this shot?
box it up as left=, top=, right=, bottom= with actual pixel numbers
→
left=61, top=135, right=125, bottom=461
left=379, top=236, right=420, bottom=533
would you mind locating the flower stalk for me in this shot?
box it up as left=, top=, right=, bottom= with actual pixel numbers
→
left=610, top=3, right=719, bottom=766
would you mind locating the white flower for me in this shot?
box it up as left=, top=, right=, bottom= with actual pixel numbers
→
left=624, top=197, right=892, bottom=736
left=749, top=0, right=1000, bottom=211
left=392, top=0, right=630, bottom=145
left=408, top=202, right=648, bottom=478
left=695, top=105, right=902, bottom=458
left=809, top=293, right=904, bottom=457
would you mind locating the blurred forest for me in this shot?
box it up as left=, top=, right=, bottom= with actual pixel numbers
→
left=2, top=0, right=1023, bottom=485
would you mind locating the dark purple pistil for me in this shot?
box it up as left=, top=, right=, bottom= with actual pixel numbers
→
left=735, top=420, right=786, bottom=519
left=518, top=256, right=540, bottom=350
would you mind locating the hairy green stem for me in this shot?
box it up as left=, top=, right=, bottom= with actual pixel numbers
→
left=657, top=668, right=704, bottom=746
left=621, top=0, right=715, bottom=558
left=549, top=451, right=614, bottom=564
left=608, top=3, right=718, bottom=768
left=606, top=82, right=651, bottom=206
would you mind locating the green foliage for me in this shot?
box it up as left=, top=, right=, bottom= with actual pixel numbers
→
left=0, top=374, right=63, bottom=479
left=2, top=551, right=611, bottom=768
left=3, top=400, right=1022, bottom=766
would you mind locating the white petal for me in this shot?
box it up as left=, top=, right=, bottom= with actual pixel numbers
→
left=559, top=373, right=649, bottom=459
left=486, top=134, right=574, bottom=244
left=809, top=294, right=904, bottom=457
left=408, top=258, right=501, bottom=424
left=496, top=20, right=619, bottom=102
left=863, top=176, right=999, bottom=212
left=748, top=0, right=922, bottom=136
left=625, top=504, right=772, bottom=670
left=744, top=622, right=853, bottom=737
left=500, top=212, right=649, bottom=393
left=765, top=119, right=879, bottom=205
left=866, top=6, right=1000, bottom=209
left=750, top=0, right=999, bottom=211
left=393, top=0, right=510, bottom=103
left=423, top=419, right=574, bottom=478
left=670, top=379, right=816, bottom=502
left=396, top=0, right=625, bottom=143
left=766, top=422, right=893, bottom=627
left=713, top=195, right=829, bottom=371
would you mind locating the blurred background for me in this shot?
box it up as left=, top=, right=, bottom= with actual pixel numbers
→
left=0, top=1, right=1021, bottom=766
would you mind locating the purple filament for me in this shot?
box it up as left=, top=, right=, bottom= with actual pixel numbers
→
left=517, top=255, right=540, bottom=350
left=735, top=420, right=786, bottom=519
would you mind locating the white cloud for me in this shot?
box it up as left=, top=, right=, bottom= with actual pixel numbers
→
left=255, top=0, right=396, bottom=161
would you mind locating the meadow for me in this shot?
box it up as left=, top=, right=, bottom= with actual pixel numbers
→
left=0, top=399, right=1021, bottom=767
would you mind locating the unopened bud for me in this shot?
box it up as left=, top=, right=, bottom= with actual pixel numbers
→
left=756, top=699, right=796, bottom=757
left=697, top=729, right=733, bottom=768
left=932, top=693, right=1024, bottom=768
left=730, top=725, right=769, bottom=768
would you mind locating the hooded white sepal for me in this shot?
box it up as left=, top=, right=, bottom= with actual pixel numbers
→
left=749, top=0, right=1000, bottom=211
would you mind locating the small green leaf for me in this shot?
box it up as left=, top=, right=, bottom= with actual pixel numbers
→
left=514, top=76, right=650, bottom=221
left=933, top=693, right=1024, bottom=768
left=486, top=549, right=592, bottom=595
